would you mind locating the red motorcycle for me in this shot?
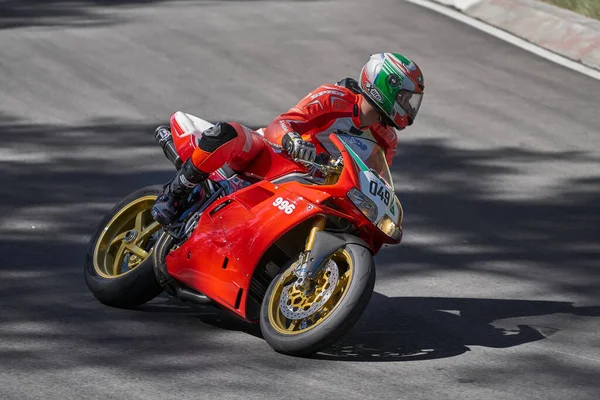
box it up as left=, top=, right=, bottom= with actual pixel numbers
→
left=85, top=111, right=403, bottom=356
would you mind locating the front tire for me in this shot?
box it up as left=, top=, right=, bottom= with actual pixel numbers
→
left=84, top=186, right=164, bottom=308
left=260, top=243, right=375, bottom=356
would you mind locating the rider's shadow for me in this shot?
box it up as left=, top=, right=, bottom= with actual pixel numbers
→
left=314, top=293, right=600, bottom=361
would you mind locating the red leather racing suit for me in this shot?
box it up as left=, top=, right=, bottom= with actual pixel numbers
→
left=263, top=80, right=398, bottom=166
left=188, top=79, right=399, bottom=175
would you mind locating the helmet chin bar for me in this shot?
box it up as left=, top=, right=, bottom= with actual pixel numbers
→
left=378, top=114, right=387, bottom=127
left=379, top=113, right=401, bottom=130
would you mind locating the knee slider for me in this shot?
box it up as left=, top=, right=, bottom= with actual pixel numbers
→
left=198, top=122, right=238, bottom=152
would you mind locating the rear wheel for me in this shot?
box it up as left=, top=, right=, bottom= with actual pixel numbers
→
left=84, top=186, right=164, bottom=308
left=260, top=243, right=375, bottom=356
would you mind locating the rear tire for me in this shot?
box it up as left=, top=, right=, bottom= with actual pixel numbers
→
left=84, top=186, right=164, bottom=309
left=260, top=243, right=375, bottom=356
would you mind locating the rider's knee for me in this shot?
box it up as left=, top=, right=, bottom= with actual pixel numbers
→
left=197, top=122, right=239, bottom=152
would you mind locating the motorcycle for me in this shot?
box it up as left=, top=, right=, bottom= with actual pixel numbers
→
left=84, top=111, right=403, bottom=356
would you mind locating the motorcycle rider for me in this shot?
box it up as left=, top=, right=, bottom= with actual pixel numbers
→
left=151, top=52, right=425, bottom=226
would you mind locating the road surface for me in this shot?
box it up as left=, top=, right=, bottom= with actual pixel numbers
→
left=0, top=1, right=599, bottom=399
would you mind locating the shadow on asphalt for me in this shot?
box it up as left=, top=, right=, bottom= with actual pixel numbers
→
left=134, top=293, right=600, bottom=362
left=315, top=293, right=600, bottom=361
left=0, top=0, right=325, bottom=30
left=0, top=0, right=169, bottom=30
left=380, top=139, right=600, bottom=297
left=137, top=296, right=265, bottom=338
left=0, top=115, right=599, bottom=368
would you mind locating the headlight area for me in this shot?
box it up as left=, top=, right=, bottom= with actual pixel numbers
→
left=377, top=214, right=402, bottom=241
left=393, top=196, right=403, bottom=226
left=347, top=188, right=377, bottom=222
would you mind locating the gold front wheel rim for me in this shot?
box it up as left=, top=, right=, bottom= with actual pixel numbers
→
left=93, top=195, right=161, bottom=279
left=267, top=249, right=353, bottom=335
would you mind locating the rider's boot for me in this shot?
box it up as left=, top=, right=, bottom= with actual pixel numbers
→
left=151, top=158, right=209, bottom=226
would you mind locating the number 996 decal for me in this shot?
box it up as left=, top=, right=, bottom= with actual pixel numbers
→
left=272, top=197, right=296, bottom=214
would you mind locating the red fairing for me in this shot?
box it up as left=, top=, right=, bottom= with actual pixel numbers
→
left=165, top=182, right=332, bottom=315
left=164, top=133, right=400, bottom=321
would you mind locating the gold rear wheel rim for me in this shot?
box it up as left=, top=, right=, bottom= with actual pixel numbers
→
left=93, top=195, right=161, bottom=279
left=267, top=249, right=353, bottom=335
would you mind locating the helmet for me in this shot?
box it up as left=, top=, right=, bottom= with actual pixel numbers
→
left=359, top=53, right=424, bottom=129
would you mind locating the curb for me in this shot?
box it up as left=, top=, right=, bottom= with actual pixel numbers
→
left=429, top=0, right=600, bottom=71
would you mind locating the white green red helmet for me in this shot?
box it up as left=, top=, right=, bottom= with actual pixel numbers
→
left=359, top=52, right=424, bottom=129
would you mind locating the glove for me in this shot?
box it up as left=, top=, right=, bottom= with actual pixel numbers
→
left=281, top=132, right=316, bottom=162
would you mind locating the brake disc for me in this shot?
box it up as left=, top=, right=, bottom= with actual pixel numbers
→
left=279, top=259, right=339, bottom=320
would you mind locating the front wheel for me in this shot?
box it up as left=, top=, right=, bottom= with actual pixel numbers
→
left=84, top=186, right=164, bottom=308
left=260, top=243, right=375, bottom=356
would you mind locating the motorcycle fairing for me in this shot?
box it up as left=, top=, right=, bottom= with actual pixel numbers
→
left=165, top=181, right=334, bottom=317
left=337, top=134, right=401, bottom=227
left=165, top=131, right=401, bottom=320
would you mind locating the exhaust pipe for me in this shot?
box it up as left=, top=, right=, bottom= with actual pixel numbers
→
left=176, top=286, right=213, bottom=305
left=154, top=126, right=183, bottom=170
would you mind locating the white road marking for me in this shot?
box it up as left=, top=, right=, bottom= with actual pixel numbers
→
left=405, top=0, right=600, bottom=81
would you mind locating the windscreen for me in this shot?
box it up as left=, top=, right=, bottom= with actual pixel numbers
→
left=338, top=134, right=394, bottom=190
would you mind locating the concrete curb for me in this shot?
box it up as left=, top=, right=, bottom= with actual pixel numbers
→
left=429, top=0, right=600, bottom=71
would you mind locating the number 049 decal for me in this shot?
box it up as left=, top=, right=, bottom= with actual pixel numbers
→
left=272, top=197, right=296, bottom=214
left=369, top=180, right=391, bottom=206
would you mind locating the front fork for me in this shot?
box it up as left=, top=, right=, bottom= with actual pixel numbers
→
left=294, top=215, right=327, bottom=291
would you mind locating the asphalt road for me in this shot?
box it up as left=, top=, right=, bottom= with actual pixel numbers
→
left=1, top=1, right=599, bottom=399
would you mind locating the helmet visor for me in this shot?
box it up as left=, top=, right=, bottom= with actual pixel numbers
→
left=396, top=90, right=423, bottom=121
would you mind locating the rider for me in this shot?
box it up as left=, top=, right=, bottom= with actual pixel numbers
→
left=151, top=52, right=425, bottom=226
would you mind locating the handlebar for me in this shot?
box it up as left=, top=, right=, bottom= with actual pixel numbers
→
left=266, top=138, right=343, bottom=175
left=294, top=155, right=343, bottom=176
